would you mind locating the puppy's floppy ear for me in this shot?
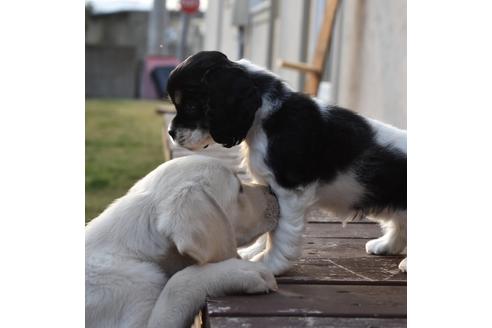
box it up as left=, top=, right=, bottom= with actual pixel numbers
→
left=167, top=186, right=237, bottom=264
left=202, top=65, right=261, bottom=148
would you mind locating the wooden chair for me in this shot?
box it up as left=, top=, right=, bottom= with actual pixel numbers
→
left=279, top=0, right=339, bottom=96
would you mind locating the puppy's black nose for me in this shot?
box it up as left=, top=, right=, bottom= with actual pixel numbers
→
left=168, top=129, right=176, bottom=139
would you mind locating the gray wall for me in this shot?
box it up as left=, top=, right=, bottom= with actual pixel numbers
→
left=85, top=45, right=138, bottom=98
left=204, top=0, right=310, bottom=91
left=85, top=11, right=147, bottom=98
left=86, top=11, right=149, bottom=62
left=331, top=0, right=407, bottom=128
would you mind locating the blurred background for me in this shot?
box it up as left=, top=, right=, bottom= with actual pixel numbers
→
left=85, top=0, right=407, bottom=221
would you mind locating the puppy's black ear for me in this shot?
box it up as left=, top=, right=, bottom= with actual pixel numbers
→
left=203, top=66, right=261, bottom=148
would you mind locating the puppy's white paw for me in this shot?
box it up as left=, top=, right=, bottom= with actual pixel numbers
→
left=366, top=237, right=388, bottom=255
left=365, top=236, right=405, bottom=255
left=240, top=269, right=277, bottom=294
left=223, top=259, right=278, bottom=294
left=251, top=250, right=292, bottom=276
left=398, top=258, right=407, bottom=272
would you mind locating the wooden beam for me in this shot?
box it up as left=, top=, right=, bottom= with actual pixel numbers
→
left=278, top=60, right=321, bottom=74
left=304, top=0, right=338, bottom=95
left=155, top=106, right=176, bottom=115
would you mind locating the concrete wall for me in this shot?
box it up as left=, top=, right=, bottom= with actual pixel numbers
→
left=86, top=11, right=150, bottom=62
left=86, top=10, right=205, bottom=60
left=85, top=45, right=138, bottom=98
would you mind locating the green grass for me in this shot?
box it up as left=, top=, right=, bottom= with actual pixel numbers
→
left=85, top=99, right=170, bottom=222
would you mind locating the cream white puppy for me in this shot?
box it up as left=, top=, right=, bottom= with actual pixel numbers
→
left=85, top=155, right=279, bottom=328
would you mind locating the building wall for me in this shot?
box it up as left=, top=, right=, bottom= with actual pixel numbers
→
left=245, top=2, right=271, bottom=68
left=204, top=0, right=310, bottom=91
left=331, top=0, right=407, bottom=128
left=204, top=0, right=238, bottom=59
left=85, top=12, right=147, bottom=98
left=86, top=11, right=150, bottom=61
left=85, top=45, right=138, bottom=98
left=85, top=9, right=205, bottom=98
left=203, top=0, right=406, bottom=128
left=272, top=0, right=310, bottom=90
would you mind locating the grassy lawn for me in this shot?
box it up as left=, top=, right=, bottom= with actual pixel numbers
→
left=86, top=99, right=171, bottom=223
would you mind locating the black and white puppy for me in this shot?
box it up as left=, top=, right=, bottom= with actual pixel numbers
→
left=167, top=51, right=407, bottom=275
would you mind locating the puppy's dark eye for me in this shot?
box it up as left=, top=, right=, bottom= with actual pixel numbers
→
left=239, top=184, right=243, bottom=193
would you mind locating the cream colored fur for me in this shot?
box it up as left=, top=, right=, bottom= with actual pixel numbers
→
left=85, top=155, right=278, bottom=328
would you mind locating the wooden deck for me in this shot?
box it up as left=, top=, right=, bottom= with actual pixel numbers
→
left=204, top=213, right=406, bottom=327
left=158, top=108, right=407, bottom=327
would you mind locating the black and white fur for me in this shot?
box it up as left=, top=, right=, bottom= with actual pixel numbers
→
left=167, top=51, right=407, bottom=275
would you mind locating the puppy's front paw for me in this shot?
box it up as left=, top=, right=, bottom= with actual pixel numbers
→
left=251, top=250, right=291, bottom=276
left=222, top=259, right=278, bottom=294
left=240, top=268, right=278, bottom=294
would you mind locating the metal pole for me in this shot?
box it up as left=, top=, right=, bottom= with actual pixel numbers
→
left=177, top=13, right=191, bottom=60
left=147, top=0, right=169, bottom=55
left=266, top=0, right=276, bottom=70
left=238, top=25, right=245, bottom=58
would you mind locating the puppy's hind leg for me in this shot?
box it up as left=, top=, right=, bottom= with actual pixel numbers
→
left=366, top=210, right=407, bottom=256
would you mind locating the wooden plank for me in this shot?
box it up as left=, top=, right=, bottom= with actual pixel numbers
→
left=206, top=284, right=406, bottom=318
left=208, top=316, right=406, bottom=328
left=278, top=60, right=321, bottom=74
left=303, top=222, right=381, bottom=239
left=281, top=257, right=406, bottom=283
left=306, top=209, right=375, bottom=223
left=298, top=237, right=405, bottom=278
left=301, top=237, right=373, bottom=258
left=277, top=230, right=406, bottom=282
left=304, top=0, right=339, bottom=95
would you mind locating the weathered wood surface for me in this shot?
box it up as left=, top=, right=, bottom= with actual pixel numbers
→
left=274, top=223, right=405, bottom=283
left=207, top=317, right=407, bottom=328
left=205, top=221, right=407, bottom=327
left=303, top=222, right=381, bottom=239
left=206, top=284, right=406, bottom=318
left=280, top=258, right=406, bottom=284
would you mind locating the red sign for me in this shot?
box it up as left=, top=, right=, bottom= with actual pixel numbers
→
left=180, top=0, right=200, bottom=14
